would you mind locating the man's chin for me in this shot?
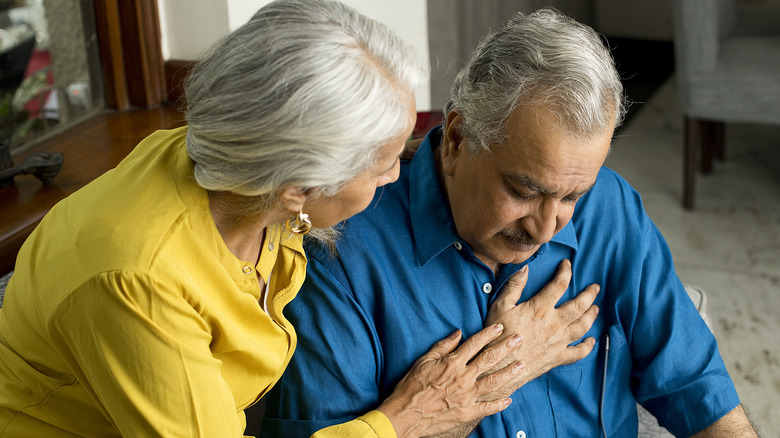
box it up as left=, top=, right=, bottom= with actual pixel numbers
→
left=499, top=234, right=539, bottom=255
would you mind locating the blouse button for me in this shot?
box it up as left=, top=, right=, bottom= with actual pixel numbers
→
left=481, top=283, right=492, bottom=294
left=242, top=266, right=253, bottom=274
left=453, top=241, right=463, bottom=250
left=268, top=242, right=274, bottom=251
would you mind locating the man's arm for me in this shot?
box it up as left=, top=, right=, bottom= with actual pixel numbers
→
left=691, top=405, right=758, bottom=438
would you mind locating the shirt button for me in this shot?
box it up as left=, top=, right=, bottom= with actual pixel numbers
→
left=242, top=266, right=253, bottom=274
left=453, top=241, right=463, bottom=250
left=516, top=431, right=527, bottom=438
left=268, top=242, right=275, bottom=251
left=481, top=283, right=492, bottom=293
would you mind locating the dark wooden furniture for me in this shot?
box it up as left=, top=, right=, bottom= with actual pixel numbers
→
left=673, top=0, right=780, bottom=209
left=0, top=105, right=186, bottom=275
left=683, top=118, right=724, bottom=210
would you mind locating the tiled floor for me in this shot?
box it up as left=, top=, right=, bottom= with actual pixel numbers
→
left=605, top=78, right=780, bottom=437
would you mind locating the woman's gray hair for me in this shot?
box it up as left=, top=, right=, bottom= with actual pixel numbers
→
left=444, top=7, right=626, bottom=153
left=184, top=0, right=425, bottom=210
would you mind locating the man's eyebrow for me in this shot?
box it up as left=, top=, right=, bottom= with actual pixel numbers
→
left=505, top=173, right=555, bottom=195
left=570, top=183, right=596, bottom=197
left=504, top=173, right=596, bottom=197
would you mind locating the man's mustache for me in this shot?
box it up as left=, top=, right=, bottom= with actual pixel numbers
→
left=499, top=229, right=538, bottom=246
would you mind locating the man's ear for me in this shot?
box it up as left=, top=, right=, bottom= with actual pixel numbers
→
left=277, top=186, right=310, bottom=213
left=441, top=111, right=465, bottom=176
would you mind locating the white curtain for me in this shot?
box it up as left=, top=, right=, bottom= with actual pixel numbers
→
left=427, top=0, right=595, bottom=109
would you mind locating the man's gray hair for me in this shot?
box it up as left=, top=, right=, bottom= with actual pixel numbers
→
left=184, top=0, right=425, bottom=207
left=445, top=7, right=626, bottom=153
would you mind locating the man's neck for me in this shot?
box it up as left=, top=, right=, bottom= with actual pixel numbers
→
left=433, top=138, right=501, bottom=275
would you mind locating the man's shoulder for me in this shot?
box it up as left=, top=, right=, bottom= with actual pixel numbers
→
left=569, top=166, right=652, bottom=245
left=592, top=167, right=635, bottom=197
left=576, top=167, right=644, bottom=217
left=301, top=171, right=417, bottom=293
left=315, top=169, right=413, bottom=252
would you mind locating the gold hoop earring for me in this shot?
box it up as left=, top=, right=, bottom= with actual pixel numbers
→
left=285, top=209, right=312, bottom=234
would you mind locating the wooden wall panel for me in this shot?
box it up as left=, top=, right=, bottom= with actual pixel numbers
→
left=94, top=0, right=129, bottom=109
left=94, top=0, right=166, bottom=109
left=164, top=59, right=194, bottom=105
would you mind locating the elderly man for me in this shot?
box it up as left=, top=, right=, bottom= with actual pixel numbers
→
left=258, top=8, right=756, bottom=438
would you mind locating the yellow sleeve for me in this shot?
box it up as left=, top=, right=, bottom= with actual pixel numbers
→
left=311, top=410, right=396, bottom=438
left=47, top=271, right=245, bottom=437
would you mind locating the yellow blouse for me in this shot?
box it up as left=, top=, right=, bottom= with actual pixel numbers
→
left=0, top=127, right=394, bottom=438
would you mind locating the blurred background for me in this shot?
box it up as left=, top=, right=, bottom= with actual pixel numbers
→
left=0, top=0, right=101, bottom=153
left=0, top=0, right=678, bottom=152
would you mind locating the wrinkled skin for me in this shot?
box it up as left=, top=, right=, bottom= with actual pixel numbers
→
left=377, top=323, right=525, bottom=438
left=484, top=260, right=599, bottom=397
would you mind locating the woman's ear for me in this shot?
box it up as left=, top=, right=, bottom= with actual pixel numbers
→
left=441, top=111, right=465, bottom=176
left=277, top=186, right=309, bottom=213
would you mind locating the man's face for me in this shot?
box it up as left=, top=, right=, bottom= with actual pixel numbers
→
left=440, top=104, right=614, bottom=271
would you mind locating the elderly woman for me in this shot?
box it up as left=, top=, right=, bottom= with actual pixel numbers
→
left=0, top=1, right=526, bottom=437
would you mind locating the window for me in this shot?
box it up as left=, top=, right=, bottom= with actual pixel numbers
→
left=0, top=0, right=102, bottom=154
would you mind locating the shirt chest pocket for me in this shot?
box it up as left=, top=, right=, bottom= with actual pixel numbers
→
left=547, top=325, right=637, bottom=437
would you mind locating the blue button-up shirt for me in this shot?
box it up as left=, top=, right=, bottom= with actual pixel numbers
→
left=259, top=127, right=740, bottom=438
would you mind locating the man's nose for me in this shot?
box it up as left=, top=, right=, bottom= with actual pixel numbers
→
left=524, top=200, right=558, bottom=244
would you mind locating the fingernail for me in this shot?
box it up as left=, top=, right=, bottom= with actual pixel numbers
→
left=516, top=362, right=526, bottom=373
left=595, top=284, right=601, bottom=293
left=493, top=323, right=504, bottom=333
left=520, top=265, right=528, bottom=274
left=505, top=398, right=512, bottom=407
left=448, top=329, right=461, bottom=339
left=511, top=334, right=523, bottom=346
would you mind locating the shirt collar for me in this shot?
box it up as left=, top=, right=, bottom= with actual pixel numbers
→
left=256, top=223, right=305, bottom=283
left=409, top=126, right=578, bottom=266
left=409, top=127, right=460, bottom=265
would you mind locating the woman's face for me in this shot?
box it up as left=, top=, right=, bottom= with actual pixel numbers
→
left=305, top=97, right=417, bottom=228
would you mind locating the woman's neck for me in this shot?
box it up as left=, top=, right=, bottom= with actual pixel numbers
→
left=208, top=192, right=287, bottom=264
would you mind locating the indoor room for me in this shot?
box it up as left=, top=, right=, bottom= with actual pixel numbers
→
left=1, top=0, right=778, bottom=436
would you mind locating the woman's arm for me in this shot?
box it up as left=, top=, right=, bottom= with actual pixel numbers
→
left=49, top=272, right=246, bottom=437
left=375, top=324, right=524, bottom=437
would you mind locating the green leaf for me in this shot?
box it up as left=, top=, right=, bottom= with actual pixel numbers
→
left=11, top=67, right=50, bottom=113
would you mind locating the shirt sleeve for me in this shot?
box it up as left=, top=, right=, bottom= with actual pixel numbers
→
left=259, top=253, right=396, bottom=438
left=609, top=181, right=741, bottom=436
left=312, top=411, right=396, bottom=438
left=47, top=271, right=246, bottom=437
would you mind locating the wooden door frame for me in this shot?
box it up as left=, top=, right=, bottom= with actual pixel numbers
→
left=94, top=0, right=166, bottom=109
